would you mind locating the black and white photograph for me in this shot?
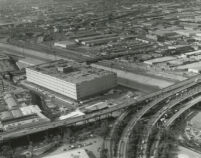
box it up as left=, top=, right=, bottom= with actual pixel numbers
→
left=0, top=0, right=201, bottom=158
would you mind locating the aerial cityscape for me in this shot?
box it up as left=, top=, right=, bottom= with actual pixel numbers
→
left=1, top=0, right=201, bottom=158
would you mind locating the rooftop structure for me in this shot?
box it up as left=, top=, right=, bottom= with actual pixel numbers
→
left=26, top=60, right=117, bottom=100
left=144, top=56, right=177, bottom=65
left=188, top=67, right=201, bottom=74
left=59, top=109, right=85, bottom=120
left=17, top=57, right=44, bottom=69
left=0, top=86, right=49, bottom=131
left=54, top=40, right=76, bottom=48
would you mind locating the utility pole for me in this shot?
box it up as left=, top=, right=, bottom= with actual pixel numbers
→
left=0, top=74, right=4, bottom=92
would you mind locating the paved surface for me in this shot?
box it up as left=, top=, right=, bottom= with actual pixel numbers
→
left=178, top=146, right=201, bottom=158
left=1, top=75, right=201, bottom=142
left=165, top=96, right=201, bottom=127
left=45, top=137, right=103, bottom=158
left=0, top=42, right=70, bottom=61
left=103, top=79, right=200, bottom=158
left=92, top=63, right=175, bottom=89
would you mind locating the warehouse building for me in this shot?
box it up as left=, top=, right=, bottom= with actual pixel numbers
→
left=0, top=105, right=49, bottom=131
left=3, top=93, right=18, bottom=110
left=54, top=40, right=76, bottom=48
left=188, top=67, right=201, bottom=74
left=26, top=60, right=117, bottom=100
left=144, top=56, right=176, bottom=65
left=1, top=113, right=47, bottom=131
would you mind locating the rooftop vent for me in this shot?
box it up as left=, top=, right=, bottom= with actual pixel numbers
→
left=57, top=66, right=73, bottom=73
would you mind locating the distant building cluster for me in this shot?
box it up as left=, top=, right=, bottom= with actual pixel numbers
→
left=144, top=50, right=201, bottom=73
left=0, top=88, right=49, bottom=131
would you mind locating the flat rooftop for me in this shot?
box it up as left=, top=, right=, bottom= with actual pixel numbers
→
left=27, top=60, right=115, bottom=84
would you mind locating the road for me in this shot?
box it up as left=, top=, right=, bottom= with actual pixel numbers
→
left=103, top=110, right=130, bottom=158
left=1, top=75, right=200, bottom=142
left=165, top=95, right=201, bottom=127
left=115, top=82, right=201, bottom=158
left=1, top=74, right=201, bottom=142
left=102, top=77, right=201, bottom=158
left=148, top=95, right=201, bottom=158
left=137, top=85, right=201, bottom=158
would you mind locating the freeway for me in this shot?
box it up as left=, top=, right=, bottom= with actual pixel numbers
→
left=137, top=84, right=201, bottom=158
left=1, top=75, right=201, bottom=142
left=114, top=82, right=200, bottom=158
left=148, top=95, right=201, bottom=158
left=165, top=95, right=201, bottom=127
left=103, top=110, right=130, bottom=158
left=103, top=78, right=201, bottom=158
left=103, top=107, right=142, bottom=158
left=150, top=131, right=162, bottom=158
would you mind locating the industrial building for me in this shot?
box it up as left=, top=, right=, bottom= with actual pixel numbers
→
left=188, top=67, right=201, bottom=74
left=26, top=60, right=117, bottom=100
left=74, top=33, right=118, bottom=46
left=2, top=114, right=40, bottom=131
left=3, top=93, right=18, bottom=110
left=0, top=104, right=50, bottom=131
left=16, top=57, right=44, bottom=69
left=54, top=40, right=75, bottom=48
left=144, top=56, right=177, bottom=65
left=0, top=86, right=49, bottom=131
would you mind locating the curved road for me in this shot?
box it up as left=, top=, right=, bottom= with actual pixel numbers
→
left=137, top=85, right=201, bottom=158
left=114, top=82, right=201, bottom=158
left=165, top=95, right=201, bottom=127
left=103, top=110, right=130, bottom=158
left=1, top=76, right=201, bottom=142
left=149, top=95, right=201, bottom=158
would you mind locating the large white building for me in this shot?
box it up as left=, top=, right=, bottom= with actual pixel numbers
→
left=26, top=60, right=117, bottom=100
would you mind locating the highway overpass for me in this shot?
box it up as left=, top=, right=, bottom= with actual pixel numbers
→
left=1, top=74, right=201, bottom=144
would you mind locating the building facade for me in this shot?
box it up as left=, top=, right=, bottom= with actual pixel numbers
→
left=26, top=60, right=117, bottom=100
